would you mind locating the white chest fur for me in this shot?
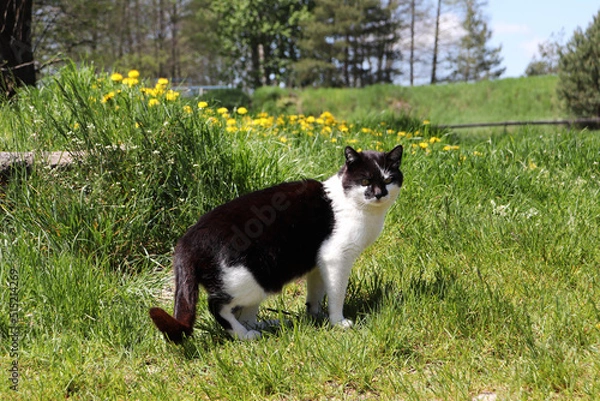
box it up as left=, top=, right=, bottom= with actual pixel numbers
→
left=322, top=174, right=397, bottom=257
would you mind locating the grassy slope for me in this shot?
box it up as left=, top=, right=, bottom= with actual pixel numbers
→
left=2, top=70, right=599, bottom=400
left=268, top=75, right=563, bottom=124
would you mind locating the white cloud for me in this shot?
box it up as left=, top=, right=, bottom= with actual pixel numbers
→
left=397, top=12, right=466, bottom=50
left=520, top=37, right=543, bottom=58
left=493, top=22, right=531, bottom=35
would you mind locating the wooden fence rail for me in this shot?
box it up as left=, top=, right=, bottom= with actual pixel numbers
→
left=438, top=118, right=600, bottom=129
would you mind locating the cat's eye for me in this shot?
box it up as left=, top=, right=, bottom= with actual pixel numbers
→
left=383, top=177, right=393, bottom=185
left=360, top=179, right=371, bottom=186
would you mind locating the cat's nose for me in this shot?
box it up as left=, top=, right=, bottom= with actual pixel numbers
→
left=374, top=187, right=387, bottom=199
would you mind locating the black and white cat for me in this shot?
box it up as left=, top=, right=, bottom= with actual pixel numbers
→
left=150, top=145, right=403, bottom=342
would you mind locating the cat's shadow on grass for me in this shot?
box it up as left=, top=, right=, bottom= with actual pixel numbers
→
left=177, top=271, right=459, bottom=358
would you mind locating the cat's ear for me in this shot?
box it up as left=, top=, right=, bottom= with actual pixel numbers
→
left=344, top=146, right=361, bottom=165
left=386, top=145, right=403, bottom=168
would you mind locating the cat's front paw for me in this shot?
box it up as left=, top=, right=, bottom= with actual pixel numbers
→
left=331, top=318, right=354, bottom=329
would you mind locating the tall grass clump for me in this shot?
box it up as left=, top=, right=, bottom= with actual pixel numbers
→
left=2, top=64, right=282, bottom=269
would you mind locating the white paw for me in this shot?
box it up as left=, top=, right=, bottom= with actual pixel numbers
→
left=332, top=318, right=354, bottom=329
left=242, top=330, right=262, bottom=340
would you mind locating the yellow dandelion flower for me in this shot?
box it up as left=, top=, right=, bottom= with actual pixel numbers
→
left=346, top=139, right=358, bottom=144
left=165, top=90, right=180, bottom=101
left=423, top=120, right=430, bottom=125
left=419, top=142, right=429, bottom=149
left=443, top=145, right=460, bottom=151
left=183, top=105, right=192, bottom=114
left=110, top=72, right=123, bottom=82
left=217, top=107, right=228, bottom=114
left=102, top=91, right=116, bottom=103
left=140, top=87, right=155, bottom=96
left=157, top=77, right=169, bottom=86
left=226, top=118, right=237, bottom=126
left=306, top=116, right=316, bottom=123
left=279, top=136, right=288, bottom=143
left=316, top=118, right=325, bottom=125
left=339, top=124, right=349, bottom=133
left=128, top=69, right=140, bottom=79
left=122, top=77, right=139, bottom=87
left=429, top=136, right=441, bottom=143
left=198, top=101, right=208, bottom=109
left=330, top=137, right=337, bottom=143
left=236, top=107, right=248, bottom=115
left=397, top=131, right=406, bottom=137
left=473, top=151, right=483, bottom=157
left=148, top=98, right=159, bottom=107
left=226, top=126, right=237, bottom=133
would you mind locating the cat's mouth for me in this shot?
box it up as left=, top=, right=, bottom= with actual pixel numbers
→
left=369, top=196, right=390, bottom=206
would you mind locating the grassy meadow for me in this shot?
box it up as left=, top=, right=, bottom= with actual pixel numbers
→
left=1, top=66, right=599, bottom=400
left=254, top=75, right=563, bottom=124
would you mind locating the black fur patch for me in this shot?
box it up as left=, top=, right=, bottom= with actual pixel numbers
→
left=176, top=180, right=335, bottom=293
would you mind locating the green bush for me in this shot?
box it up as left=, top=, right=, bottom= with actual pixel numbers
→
left=557, top=11, right=600, bottom=117
left=199, top=88, right=251, bottom=110
left=252, top=86, right=300, bottom=115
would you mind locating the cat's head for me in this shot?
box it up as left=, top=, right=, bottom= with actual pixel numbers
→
left=339, top=145, right=403, bottom=209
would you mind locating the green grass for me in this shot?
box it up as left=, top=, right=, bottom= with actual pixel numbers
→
left=1, top=66, right=600, bottom=400
left=254, top=75, right=564, bottom=124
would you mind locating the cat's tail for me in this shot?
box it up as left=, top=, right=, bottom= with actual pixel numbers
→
left=149, top=307, right=193, bottom=344
left=150, top=250, right=198, bottom=344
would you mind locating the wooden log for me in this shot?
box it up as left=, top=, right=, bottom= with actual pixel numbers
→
left=0, top=151, right=85, bottom=183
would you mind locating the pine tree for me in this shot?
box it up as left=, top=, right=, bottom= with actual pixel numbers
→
left=446, top=0, right=504, bottom=82
left=525, top=31, right=564, bottom=77
left=295, top=0, right=401, bottom=87
left=209, top=0, right=311, bottom=88
left=557, top=11, right=600, bottom=117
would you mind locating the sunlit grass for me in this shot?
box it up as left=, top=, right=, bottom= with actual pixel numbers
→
left=1, top=65, right=599, bottom=400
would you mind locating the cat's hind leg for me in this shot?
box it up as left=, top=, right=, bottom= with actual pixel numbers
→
left=236, top=304, right=259, bottom=328
left=208, top=295, right=261, bottom=340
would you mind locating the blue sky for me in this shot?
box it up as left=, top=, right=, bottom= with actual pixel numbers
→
left=488, top=0, right=599, bottom=77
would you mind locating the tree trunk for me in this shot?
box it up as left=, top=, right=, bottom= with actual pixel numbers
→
left=409, top=0, right=415, bottom=86
left=430, top=0, right=442, bottom=84
left=0, top=0, right=35, bottom=98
